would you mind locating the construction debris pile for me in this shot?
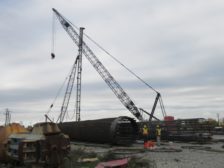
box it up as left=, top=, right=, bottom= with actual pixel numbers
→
left=0, top=123, right=28, bottom=162
left=0, top=122, right=70, bottom=167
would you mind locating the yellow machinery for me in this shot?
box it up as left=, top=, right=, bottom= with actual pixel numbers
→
left=0, top=123, right=28, bottom=161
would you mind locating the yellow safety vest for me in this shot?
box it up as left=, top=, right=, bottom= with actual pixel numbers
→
left=143, top=127, right=149, bottom=135
left=156, top=128, right=161, bottom=136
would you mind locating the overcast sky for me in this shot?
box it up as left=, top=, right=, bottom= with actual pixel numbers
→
left=0, top=0, right=224, bottom=125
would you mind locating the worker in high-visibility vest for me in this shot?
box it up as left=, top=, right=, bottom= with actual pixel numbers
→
left=142, top=124, right=149, bottom=148
left=156, top=125, right=161, bottom=146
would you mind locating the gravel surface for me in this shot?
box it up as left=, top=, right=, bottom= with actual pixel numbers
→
left=69, top=135, right=224, bottom=168
left=144, top=142, right=224, bottom=168
left=2, top=136, right=223, bottom=168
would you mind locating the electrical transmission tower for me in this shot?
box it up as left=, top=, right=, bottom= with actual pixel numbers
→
left=5, top=108, right=11, bottom=126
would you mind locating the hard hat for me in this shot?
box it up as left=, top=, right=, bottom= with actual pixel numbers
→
left=156, top=125, right=160, bottom=128
left=144, top=125, right=147, bottom=127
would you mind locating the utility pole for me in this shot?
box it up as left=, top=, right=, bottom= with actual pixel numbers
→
left=5, top=108, right=11, bottom=126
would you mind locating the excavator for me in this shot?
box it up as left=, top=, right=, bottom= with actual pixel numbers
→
left=52, top=8, right=166, bottom=124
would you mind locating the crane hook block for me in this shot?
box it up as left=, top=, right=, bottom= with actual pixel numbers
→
left=51, top=53, right=55, bottom=59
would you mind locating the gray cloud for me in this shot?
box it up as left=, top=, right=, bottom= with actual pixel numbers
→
left=0, top=0, right=224, bottom=124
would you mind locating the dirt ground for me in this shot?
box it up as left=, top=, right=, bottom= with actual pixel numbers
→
left=144, top=141, right=224, bottom=168
left=1, top=135, right=224, bottom=167
left=70, top=135, right=224, bottom=168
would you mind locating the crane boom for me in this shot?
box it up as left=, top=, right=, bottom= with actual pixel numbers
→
left=75, top=27, right=84, bottom=122
left=53, top=8, right=143, bottom=121
left=58, top=57, right=79, bottom=122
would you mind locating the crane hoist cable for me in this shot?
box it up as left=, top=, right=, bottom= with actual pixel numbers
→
left=57, top=56, right=80, bottom=122
left=53, top=8, right=143, bottom=121
left=66, top=17, right=167, bottom=117
left=84, top=33, right=159, bottom=94
left=46, top=56, right=78, bottom=116
left=65, top=18, right=159, bottom=94
left=52, top=8, right=167, bottom=122
left=46, top=75, right=68, bottom=115
left=51, top=12, right=56, bottom=59
left=50, top=14, right=83, bottom=122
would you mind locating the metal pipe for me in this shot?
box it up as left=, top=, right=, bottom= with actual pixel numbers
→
left=58, top=116, right=138, bottom=145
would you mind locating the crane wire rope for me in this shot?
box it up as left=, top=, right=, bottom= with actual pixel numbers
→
left=46, top=76, right=68, bottom=115
left=65, top=17, right=159, bottom=94
left=79, top=24, right=167, bottom=116
left=53, top=13, right=167, bottom=118
left=51, top=12, right=56, bottom=54
left=47, top=13, right=67, bottom=115
left=48, top=14, right=78, bottom=116
left=50, top=14, right=81, bottom=121
left=55, top=55, right=80, bottom=123
left=84, top=34, right=159, bottom=94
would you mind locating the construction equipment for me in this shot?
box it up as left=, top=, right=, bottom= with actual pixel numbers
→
left=7, top=122, right=70, bottom=166
left=52, top=8, right=166, bottom=123
left=0, top=123, right=28, bottom=161
left=57, top=28, right=84, bottom=122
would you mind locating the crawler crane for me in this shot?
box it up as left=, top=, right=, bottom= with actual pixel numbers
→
left=52, top=8, right=166, bottom=123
